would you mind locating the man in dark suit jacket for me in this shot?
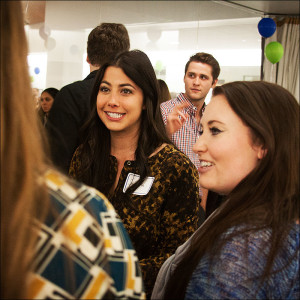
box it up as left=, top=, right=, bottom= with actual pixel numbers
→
left=46, top=23, right=130, bottom=173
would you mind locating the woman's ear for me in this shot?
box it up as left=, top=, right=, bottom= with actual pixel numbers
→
left=256, top=146, right=267, bottom=159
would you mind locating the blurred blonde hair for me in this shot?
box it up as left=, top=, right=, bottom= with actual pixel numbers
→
left=1, top=1, right=49, bottom=298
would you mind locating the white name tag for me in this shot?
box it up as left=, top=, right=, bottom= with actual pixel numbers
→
left=123, top=173, right=154, bottom=195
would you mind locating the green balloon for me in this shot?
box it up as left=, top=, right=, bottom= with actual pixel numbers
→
left=155, top=60, right=163, bottom=72
left=265, top=41, right=284, bottom=64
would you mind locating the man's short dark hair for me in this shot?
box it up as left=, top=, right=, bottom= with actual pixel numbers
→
left=185, top=52, right=220, bottom=82
left=87, top=23, right=130, bottom=67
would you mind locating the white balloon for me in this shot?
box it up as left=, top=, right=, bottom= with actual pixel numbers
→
left=147, top=28, right=161, bottom=42
left=45, top=37, right=56, bottom=51
left=39, top=24, right=51, bottom=40
left=70, top=45, right=79, bottom=55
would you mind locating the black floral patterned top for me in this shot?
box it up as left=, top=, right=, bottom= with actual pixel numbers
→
left=69, top=144, right=200, bottom=298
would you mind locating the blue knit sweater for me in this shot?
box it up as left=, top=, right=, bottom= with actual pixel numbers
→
left=185, top=224, right=299, bottom=299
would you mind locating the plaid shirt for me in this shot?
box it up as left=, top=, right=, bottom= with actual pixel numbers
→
left=160, top=92, right=203, bottom=168
left=160, top=93, right=204, bottom=194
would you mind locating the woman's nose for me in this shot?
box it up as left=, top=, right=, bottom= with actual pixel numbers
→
left=193, top=135, right=207, bottom=154
left=107, top=93, right=119, bottom=107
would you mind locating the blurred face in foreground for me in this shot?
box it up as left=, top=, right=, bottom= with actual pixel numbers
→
left=193, top=94, right=264, bottom=195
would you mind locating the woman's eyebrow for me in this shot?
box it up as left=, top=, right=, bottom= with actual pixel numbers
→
left=101, top=80, right=136, bottom=90
left=100, top=80, right=111, bottom=86
left=119, top=83, right=136, bottom=89
left=207, top=120, right=225, bottom=125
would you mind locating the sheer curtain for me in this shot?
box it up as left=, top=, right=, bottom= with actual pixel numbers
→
left=262, top=17, right=299, bottom=102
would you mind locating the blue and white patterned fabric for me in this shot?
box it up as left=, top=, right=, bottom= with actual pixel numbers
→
left=27, top=170, right=145, bottom=299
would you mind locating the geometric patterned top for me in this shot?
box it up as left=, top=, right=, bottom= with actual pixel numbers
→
left=27, top=169, right=145, bottom=299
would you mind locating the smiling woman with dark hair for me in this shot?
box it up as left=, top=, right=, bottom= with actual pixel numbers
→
left=69, top=49, right=201, bottom=298
left=152, top=81, right=299, bottom=300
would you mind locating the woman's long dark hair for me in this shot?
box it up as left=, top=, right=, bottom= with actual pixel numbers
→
left=164, top=81, right=299, bottom=299
left=78, top=50, right=171, bottom=195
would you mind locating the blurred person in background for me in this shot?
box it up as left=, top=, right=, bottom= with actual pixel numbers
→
left=32, top=87, right=40, bottom=109
left=157, top=79, right=171, bottom=105
left=37, top=87, right=59, bottom=126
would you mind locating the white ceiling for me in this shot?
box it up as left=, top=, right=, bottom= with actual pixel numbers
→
left=25, top=1, right=299, bottom=91
left=230, top=1, right=299, bottom=16
left=41, top=1, right=299, bottom=30
left=24, top=1, right=299, bottom=29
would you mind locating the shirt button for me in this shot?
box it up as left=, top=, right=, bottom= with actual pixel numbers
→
left=127, top=161, right=131, bottom=166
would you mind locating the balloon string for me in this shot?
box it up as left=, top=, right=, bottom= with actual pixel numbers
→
left=271, top=64, right=274, bottom=82
left=25, top=1, right=29, bottom=15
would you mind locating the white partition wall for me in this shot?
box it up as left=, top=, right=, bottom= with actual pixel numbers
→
left=26, top=1, right=262, bottom=95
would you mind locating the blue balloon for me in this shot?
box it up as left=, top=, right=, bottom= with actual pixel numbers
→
left=34, top=67, right=40, bottom=75
left=258, top=18, right=276, bottom=38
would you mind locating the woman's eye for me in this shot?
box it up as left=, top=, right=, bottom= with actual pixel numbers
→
left=210, top=127, right=222, bottom=135
left=198, top=126, right=203, bottom=137
left=99, top=86, right=109, bottom=93
left=121, top=88, right=132, bottom=95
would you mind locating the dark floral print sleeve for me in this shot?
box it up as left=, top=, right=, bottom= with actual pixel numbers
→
left=68, top=146, right=82, bottom=180
left=135, top=146, right=200, bottom=297
left=68, top=144, right=200, bottom=298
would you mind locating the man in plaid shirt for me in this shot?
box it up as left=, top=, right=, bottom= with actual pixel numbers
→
left=160, top=52, right=220, bottom=211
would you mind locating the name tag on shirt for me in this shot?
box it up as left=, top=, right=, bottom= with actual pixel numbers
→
left=123, top=173, right=154, bottom=195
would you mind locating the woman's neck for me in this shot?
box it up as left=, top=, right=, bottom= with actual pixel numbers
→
left=110, top=131, right=139, bottom=161
left=109, top=131, right=139, bottom=195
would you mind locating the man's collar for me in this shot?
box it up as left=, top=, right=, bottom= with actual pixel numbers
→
left=180, top=93, right=206, bottom=115
left=85, top=69, right=98, bottom=80
left=178, top=93, right=194, bottom=107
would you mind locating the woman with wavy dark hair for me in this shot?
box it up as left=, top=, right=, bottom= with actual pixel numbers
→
left=69, top=50, right=200, bottom=297
left=152, top=81, right=299, bottom=299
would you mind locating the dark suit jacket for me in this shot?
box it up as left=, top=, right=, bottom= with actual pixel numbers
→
left=46, top=70, right=98, bottom=173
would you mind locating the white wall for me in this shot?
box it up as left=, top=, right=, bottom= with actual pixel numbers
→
left=26, top=1, right=262, bottom=92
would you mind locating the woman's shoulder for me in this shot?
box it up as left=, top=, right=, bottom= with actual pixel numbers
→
left=187, top=224, right=299, bottom=299
left=220, top=224, right=300, bottom=265
left=44, top=169, right=113, bottom=213
left=151, top=143, right=196, bottom=165
left=148, top=145, right=199, bottom=184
